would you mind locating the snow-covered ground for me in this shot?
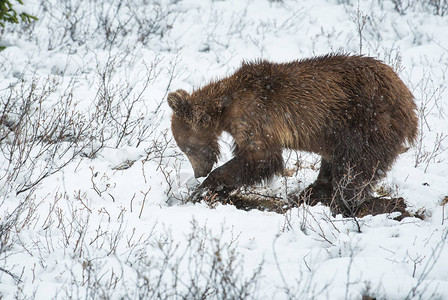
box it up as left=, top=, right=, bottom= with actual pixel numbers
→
left=1, top=0, right=447, bottom=299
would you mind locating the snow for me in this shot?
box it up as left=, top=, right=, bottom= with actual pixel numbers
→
left=1, top=0, right=448, bottom=299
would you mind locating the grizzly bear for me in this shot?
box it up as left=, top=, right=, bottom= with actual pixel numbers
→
left=168, top=54, right=418, bottom=216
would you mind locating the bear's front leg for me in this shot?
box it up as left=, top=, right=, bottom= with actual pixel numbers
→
left=198, top=157, right=243, bottom=193
left=198, top=150, right=284, bottom=195
left=187, top=157, right=243, bottom=203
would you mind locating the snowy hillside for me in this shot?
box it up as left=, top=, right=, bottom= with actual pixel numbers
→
left=1, top=0, right=447, bottom=299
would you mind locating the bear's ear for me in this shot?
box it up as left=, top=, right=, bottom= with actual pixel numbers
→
left=167, top=89, right=191, bottom=118
left=217, top=95, right=232, bottom=112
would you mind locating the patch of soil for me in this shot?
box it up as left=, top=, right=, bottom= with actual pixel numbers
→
left=194, top=189, right=424, bottom=220
left=222, top=193, right=295, bottom=214
left=357, top=197, right=410, bottom=221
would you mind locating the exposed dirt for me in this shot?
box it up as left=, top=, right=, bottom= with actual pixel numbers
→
left=194, top=189, right=424, bottom=220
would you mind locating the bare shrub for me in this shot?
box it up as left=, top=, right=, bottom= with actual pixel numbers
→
left=404, top=228, right=448, bottom=300
left=0, top=43, right=171, bottom=195
left=6, top=194, right=262, bottom=299
left=331, top=164, right=376, bottom=230
left=392, top=0, right=414, bottom=15
left=17, top=0, right=180, bottom=51
left=391, top=0, right=448, bottom=16
left=272, top=233, right=333, bottom=299
left=427, top=0, right=448, bottom=15
left=129, top=220, right=263, bottom=299
left=442, top=196, right=448, bottom=225
left=412, top=72, right=447, bottom=172
left=0, top=75, right=94, bottom=195
left=352, top=0, right=367, bottom=54
left=141, top=128, right=188, bottom=204
left=89, top=48, right=161, bottom=152
left=0, top=204, right=25, bottom=284
left=0, top=193, right=39, bottom=285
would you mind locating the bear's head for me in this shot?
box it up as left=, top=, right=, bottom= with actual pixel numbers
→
left=167, top=89, right=232, bottom=178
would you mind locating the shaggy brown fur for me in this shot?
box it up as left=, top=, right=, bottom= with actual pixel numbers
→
left=168, top=54, right=418, bottom=216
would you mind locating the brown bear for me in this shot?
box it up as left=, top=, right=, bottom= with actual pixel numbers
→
left=167, top=54, right=418, bottom=216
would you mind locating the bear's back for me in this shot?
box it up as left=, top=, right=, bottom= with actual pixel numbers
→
left=226, top=54, right=417, bottom=154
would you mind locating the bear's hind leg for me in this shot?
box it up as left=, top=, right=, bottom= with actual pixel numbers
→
left=331, top=163, right=374, bottom=217
left=330, top=126, right=403, bottom=217
left=330, top=138, right=384, bottom=217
